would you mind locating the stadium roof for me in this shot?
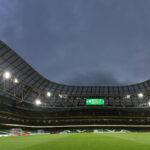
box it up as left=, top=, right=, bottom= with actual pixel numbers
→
left=0, top=40, right=150, bottom=97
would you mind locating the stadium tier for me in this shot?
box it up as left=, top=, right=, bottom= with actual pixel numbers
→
left=0, top=40, right=150, bottom=128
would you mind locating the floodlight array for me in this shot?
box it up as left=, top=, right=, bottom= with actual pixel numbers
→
left=2, top=71, right=54, bottom=106
left=0, top=71, right=148, bottom=107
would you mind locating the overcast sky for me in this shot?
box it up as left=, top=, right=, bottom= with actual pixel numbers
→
left=0, top=0, right=150, bottom=86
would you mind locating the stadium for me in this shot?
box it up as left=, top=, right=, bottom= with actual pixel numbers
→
left=0, top=40, right=150, bottom=149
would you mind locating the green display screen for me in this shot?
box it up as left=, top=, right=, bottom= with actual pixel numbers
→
left=86, top=99, right=104, bottom=105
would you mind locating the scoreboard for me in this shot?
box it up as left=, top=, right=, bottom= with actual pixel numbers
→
left=86, top=99, right=104, bottom=105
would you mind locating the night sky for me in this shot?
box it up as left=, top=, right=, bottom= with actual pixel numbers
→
left=0, top=0, right=150, bottom=86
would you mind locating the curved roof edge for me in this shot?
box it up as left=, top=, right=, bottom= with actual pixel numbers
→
left=0, top=40, right=150, bottom=95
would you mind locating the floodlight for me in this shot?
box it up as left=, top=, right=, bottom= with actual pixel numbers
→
left=3, top=71, right=11, bottom=79
left=126, top=95, right=130, bottom=99
left=13, top=78, right=19, bottom=84
left=35, top=99, right=41, bottom=105
left=138, top=93, right=143, bottom=98
left=46, top=92, right=51, bottom=97
left=148, top=102, right=150, bottom=106
left=59, top=94, right=63, bottom=98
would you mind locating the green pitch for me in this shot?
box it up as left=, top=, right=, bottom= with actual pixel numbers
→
left=1, top=133, right=150, bottom=150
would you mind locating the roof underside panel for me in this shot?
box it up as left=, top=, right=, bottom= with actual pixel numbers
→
left=0, top=40, right=150, bottom=96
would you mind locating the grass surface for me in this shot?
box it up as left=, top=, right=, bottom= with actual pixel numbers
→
left=1, top=133, right=150, bottom=150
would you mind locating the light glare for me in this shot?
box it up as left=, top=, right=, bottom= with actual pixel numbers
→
left=35, top=99, right=41, bottom=105
left=126, top=95, right=130, bottom=99
left=3, top=71, right=11, bottom=79
left=138, top=93, right=143, bottom=98
left=47, top=92, right=51, bottom=97
left=14, top=78, right=19, bottom=84
left=59, top=94, right=63, bottom=98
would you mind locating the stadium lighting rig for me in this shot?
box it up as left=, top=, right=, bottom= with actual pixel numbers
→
left=2, top=71, right=50, bottom=105
left=138, top=93, right=144, bottom=98
left=35, top=99, right=42, bottom=105
left=3, top=71, right=11, bottom=79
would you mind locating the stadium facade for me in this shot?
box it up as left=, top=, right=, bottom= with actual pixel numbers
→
left=0, top=40, right=150, bottom=129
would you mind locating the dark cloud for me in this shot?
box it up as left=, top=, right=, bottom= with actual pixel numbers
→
left=61, top=69, right=133, bottom=86
left=0, top=0, right=150, bottom=85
